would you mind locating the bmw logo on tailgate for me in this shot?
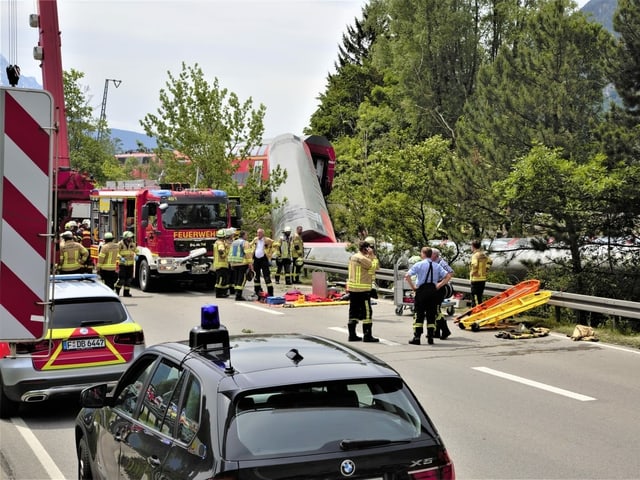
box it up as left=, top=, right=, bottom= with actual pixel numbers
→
left=340, top=459, right=356, bottom=477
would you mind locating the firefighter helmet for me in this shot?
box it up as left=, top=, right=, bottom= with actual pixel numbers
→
left=61, top=231, right=73, bottom=239
left=123, top=231, right=134, bottom=239
left=364, top=236, right=375, bottom=246
left=65, top=220, right=77, bottom=229
left=216, top=229, right=226, bottom=239
left=284, top=226, right=292, bottom=233
left=104, top=232, right=114, bottom=240
left=82, top=219, right=91, bottom=228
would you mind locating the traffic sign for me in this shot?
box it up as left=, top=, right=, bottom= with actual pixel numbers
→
left=0, top=88, right=53, bottom=341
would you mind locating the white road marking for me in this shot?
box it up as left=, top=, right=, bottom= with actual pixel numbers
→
left=11, top=417, right=64, bottom=479
left=473, top=366, right=596, bottom=402
left=236, top=303, right=284, bottom=315
left=328, top=327, right=400, bottom=345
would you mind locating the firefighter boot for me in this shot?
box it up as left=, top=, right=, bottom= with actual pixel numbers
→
left=347, top=321, right=362, bottom=342
left=438, top=317, right=451, bottom=340
left=123, top=289, right=132, bottom=297
left=267, top=286, right=274, bottom=297
left=409, top=327, right=423, bottom=345
left=362, top=323, right=379, bottom=343
left=426, top=326, right=435, bottom=345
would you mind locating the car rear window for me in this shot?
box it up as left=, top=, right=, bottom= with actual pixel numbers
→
left=224, top=377, right=437, bottom=459
left=52, top=298, right=128, bottom=328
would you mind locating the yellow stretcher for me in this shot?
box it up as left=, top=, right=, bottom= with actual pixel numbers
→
left=457, top=290, right=552, bottom=331
left=455, top=279, right=541, bottom=323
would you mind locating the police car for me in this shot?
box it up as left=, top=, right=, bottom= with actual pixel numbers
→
left=0, top=274, right=145, bottom=418
left=75, top=305, right=454, bottom=479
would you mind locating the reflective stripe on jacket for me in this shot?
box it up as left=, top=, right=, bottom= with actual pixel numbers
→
left=347, top=252, right=373, bottom=292
left=59, top=241, right=89, bottom=271
left=213, top=239, right=228, bottom=270
left=229, top=239, right=252, bottom=266
left=118, top=240, right=137, bottom=266
left=97, top=242, right=119, bottom=271
left=292, top=234, right=303, bottom=259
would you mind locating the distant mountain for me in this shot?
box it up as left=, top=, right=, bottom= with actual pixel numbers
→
left=110, top=128, right=157, bottom=152
left=582, top=0, right=618, bottom=34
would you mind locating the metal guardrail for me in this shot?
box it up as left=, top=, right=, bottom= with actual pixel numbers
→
left=303, top=259, right=640, bottom=320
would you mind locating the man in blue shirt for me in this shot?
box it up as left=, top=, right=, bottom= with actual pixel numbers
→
left=431, top=248, right=454, bottom=340
left=404, top=247, right=453, bottom=345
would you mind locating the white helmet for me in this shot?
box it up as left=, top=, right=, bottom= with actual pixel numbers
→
left=66, top=220, right=77, bottom=229
left=61, top=231, right=73, bottom=239
left=284, top=226, right=292, bottom=233
left=364, top=236, right=375, bottom=246
left=82, top=219, right=91, bottom=227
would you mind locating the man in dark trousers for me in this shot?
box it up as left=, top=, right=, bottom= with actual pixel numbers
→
left=96, top=232, right=119, bottom=291
left=404, top=247, right=453, bottom=345
left=346, top=240, right=379, bottom=343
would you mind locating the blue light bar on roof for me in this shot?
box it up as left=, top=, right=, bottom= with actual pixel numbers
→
left=210, top=190, right=227, bottom=197
left=150, top=189, right=172, bottom=197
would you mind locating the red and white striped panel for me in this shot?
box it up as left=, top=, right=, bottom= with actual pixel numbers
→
left=0, top=88, right=53, bottom=341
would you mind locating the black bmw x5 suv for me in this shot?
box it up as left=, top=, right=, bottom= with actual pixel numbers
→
left=75, top=315, right=454, bottom=480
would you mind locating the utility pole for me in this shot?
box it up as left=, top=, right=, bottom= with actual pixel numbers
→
left=97, top=78, right=121, bottom=141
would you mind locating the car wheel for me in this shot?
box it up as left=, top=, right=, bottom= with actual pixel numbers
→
left=0, top=381, right=18, bottom=419
left=138, top=259, right=153, bottom=292
left=78, top=437, right=93, bottom=480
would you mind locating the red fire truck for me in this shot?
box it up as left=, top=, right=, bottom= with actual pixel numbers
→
left=89, top=181, right=242, bottom=291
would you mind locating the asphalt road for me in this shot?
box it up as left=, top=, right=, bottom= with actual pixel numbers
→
left=2, top=282, right=640, bottom=479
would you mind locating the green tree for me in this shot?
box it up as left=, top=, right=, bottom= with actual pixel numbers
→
left=373, top=0, right=483, bottom=143
left=611, top=0, right=640, bottom=120
left=495, top=144, right=640, bottom=296
left=140, top=62, right=285, bottom=229
left=457, top=0, right=615, bottom=176
left=307, top=1, right=387, bottom=140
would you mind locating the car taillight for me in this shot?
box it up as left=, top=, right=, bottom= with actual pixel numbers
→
left=15, top=340, right=52, bottom=354
left=410, top=449, right=455, bottom=480
left=114, top=331, right=145, bottom=345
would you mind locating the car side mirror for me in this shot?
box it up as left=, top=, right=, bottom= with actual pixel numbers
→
left=79, top=384, right=109, bottom=408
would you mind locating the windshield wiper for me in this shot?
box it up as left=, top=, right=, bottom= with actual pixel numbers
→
left=339, top=439, right=411, bottom=451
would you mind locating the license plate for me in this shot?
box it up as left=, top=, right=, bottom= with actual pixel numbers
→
left=63, top=338, right=106, bottom=350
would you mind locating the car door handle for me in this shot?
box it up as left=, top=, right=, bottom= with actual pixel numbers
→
left=147, top=456, right=162, bottom=468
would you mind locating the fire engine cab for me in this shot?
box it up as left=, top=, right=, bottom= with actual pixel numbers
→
left=89, top=181, right=242, bottom=291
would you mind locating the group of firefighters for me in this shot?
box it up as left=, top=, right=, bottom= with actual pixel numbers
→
left=57, top=217, right=493, bottom=345
left=56, top=221, right=137, bottom=297
left=346, top=237, right=492, bottom=346
left=213, top=225, right=305, bottom=301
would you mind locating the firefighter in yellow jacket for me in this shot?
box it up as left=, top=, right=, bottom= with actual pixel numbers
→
left=228, top=230, right=253, bottom=301
left=58, top=231, right=89, bottom=274
left=470, top=239, right=493, bottom=307
left=346, top=240, right=379, bottom=343
left=97, top=232, right=119, bottom=291
left=213, top=229, right=230, bottom=298
left=291, top=225, right=304, bottom=283
left=115, top=231, right=138, bottom=297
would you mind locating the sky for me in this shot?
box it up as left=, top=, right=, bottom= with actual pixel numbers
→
left=1, top=0, right=367, bottom=138
left=2, top=0, right=591, bottom=139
